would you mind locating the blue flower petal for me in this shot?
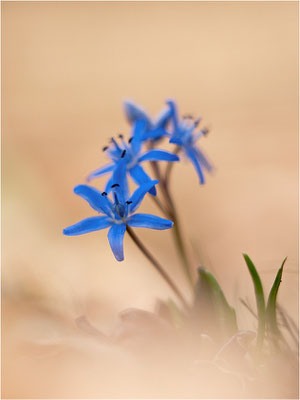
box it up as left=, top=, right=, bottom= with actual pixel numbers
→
left=128, top=180, right=159, bottom=213
left=107, top=223, right=126, bottom=261
left=154, top=106, right=172, bottom=129
left=110, top=158, right=129, bottom=203
left=131, top=120, right=147, bottom=155
left=194, top=146, right=213, bottom=172
left=169, top=136, right=183, bottom=146
left=123, top=100, right=151, bottom=126
left=105, top=175, right=114, bottom=193
left=63, top=216, right=112, bottom=236
left=74, top=185, right=113, bottom=216
left=129, top=165, right=156, bottom=195
left=127, top=213, right=173, bottom=230
left=138, top=150, right=180, bottom=163
left=185, top=147, right=205, bottom=184
left=86, top=163, right=114, bottom=182
left=144, top=127, right=169, bottom=141
left=166, top=99, right=179, bottom=131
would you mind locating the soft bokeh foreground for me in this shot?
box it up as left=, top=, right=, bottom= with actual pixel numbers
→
left=2, top=1, right=298, bottom=398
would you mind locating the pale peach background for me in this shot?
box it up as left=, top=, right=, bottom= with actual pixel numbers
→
left=2, top=1, right=298, bottom=398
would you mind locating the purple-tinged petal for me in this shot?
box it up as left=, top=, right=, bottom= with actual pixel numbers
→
left=74, top=185, right=113, bottom=216
left=194, top=146, right=213, bottom=172
left=63, top=216, right=112, bottom=236
left=131, top=119, right=147, bottom=155
left=154, top=106, right=172, bottom=129
left=107, top=223, right=126, bottom=261
left=166, top=99, right=179, bottom=131
left=185, top=147, right=205, bottom=184
left=138, top=150, right=179, bottom=163
left=128, top=180, right=159, bottom=213
left=127, top=214, right=173, bottom=230
left=129, top=165, right=156, bottom=195
left=86, top=164, right=114, bottom=182
left=123, top=100, right=151, bottom=126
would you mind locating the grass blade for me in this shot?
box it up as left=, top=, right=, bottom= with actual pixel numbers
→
left=243, top=254, right=265, bottom=350
left=193, top=267, right=238, bottom=340
left=266, top=257, right=287, bottom=337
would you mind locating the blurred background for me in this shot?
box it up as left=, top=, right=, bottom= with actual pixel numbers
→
left=2, top=1, right=298, bottom=398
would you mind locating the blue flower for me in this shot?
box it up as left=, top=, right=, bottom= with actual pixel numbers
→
left=63, top=180, right=173, bottom=261
left=123, top=99, right=172, bottom=141
left=167, top=100, right=213, bottom=184
left=87, top=120, right=179, bottom=195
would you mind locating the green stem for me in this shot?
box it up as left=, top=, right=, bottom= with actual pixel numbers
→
left=149, top=185, right=171, bottom=216
left=171, top=213, right=194, bottom=289
left=149, top=158, right=194, bottom=290
left=126, top=226, right=189, bottom=310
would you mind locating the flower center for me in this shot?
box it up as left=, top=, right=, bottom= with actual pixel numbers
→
left=115, top=204, right=126, bottom=218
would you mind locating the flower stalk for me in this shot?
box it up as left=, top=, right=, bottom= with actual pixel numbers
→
left=126, top=225, right=189, bottom=310
left=149, top=158, right=194, bottom=290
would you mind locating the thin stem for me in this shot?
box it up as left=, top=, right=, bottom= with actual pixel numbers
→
left=152, top=158, right=194, bottom=289
left=149, top=160, right=171, bottom=211
left=126, top=226, right=189, bottom=310
left=165, top=146, right=180, bottom=186
left=149, top=191, right=170, bottom=216
left=169, top=208, right=194, bottom=289
left=148, top=144, right=194, bottom=290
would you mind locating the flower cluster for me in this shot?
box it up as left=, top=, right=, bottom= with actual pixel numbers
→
left=63, top=99, right=212, bottom=261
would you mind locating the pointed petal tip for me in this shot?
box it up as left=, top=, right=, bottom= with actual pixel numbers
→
left=108, top=223, right=126, bottom=263
left=123, top=98, right=134, bottom=105
left=115, top=254, right=124, bottom=262
left=73, top=184, right=91, bottom=195
left=198, top=172, right=206, bottom=184
left=73, top=184, right=84, bottom=194
left=166, top=99, right=175, bottom=106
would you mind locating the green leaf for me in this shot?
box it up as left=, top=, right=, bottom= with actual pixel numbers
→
left=243, top=254, right=266, bottom=350
left=193, top=267, right=238, bottom=341
left=266, top=257, right=287, bottom=336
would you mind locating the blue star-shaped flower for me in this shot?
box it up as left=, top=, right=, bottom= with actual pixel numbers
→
left=167, top=100, right=213, bottom=184
left=123, top=99, right=172, bottom=141
left=87, top=120, right=179, bottom=195
left=63, top=180, right=173, bottom=261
